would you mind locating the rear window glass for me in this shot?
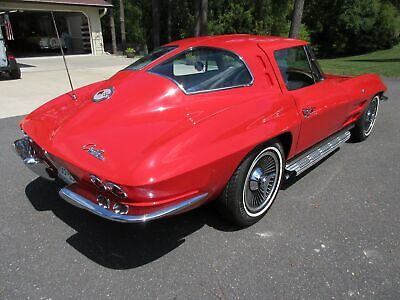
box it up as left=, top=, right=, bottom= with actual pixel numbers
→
left=126, top=46, right=177, bottom=70
left=148, top=47, right=253, bottom=94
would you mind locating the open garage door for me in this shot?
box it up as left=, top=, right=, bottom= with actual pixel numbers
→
left=6, top=11, right=92, bottom=57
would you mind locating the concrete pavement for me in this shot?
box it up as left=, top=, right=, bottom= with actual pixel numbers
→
left=1, top=54, right=134, bottom=119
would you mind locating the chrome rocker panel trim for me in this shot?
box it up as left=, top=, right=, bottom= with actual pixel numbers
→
left=59, top=187, right=209, bottom=223
left=285, top=130, right=351, bottom=176
left=13, top=137, right=56, bottom=181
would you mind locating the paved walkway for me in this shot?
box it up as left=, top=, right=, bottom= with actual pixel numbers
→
left=1, top=54, right=134, bottom=119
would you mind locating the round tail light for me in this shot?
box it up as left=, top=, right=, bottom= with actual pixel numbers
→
left=105, top=182, right=127, bottom=198
left=90, top=175, right=106, bottom=190
left=97, top=195, right=110, bottom=209
left=113, top=203, right=129, bottom=215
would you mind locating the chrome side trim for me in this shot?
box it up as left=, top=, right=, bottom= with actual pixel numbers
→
left=285, top=130, right=351, bottom=176
left=13, top=137, right=56, bottom=181
left=59, top=187, right=208, bottom=223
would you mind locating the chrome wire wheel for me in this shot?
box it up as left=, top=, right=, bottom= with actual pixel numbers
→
left=364, top=95, right=380, bottom=136
left=242, top=146, right=283, bottom=217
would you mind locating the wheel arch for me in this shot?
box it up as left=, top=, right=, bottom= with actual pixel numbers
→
left=240, top=131, right=293, bottom=164
left=275, top=132, right=292, bottom=159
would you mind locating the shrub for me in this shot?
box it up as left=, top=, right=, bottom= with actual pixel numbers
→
left=304, top=0, right=400, bottom=57
left=125, top=48, right=136, bottom=58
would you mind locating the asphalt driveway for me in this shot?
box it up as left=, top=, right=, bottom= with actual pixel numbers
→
left=0, top=78, right=399, bottom=299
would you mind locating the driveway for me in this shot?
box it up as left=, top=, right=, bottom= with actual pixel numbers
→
left=0, top=77, right=399, bottom=299
left=1, top=55, right=134, bottom=119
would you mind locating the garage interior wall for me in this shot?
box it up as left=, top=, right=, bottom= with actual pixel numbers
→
left=0, top=1, right=106, bottom=56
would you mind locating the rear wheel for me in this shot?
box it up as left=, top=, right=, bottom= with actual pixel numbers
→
left=351, top=95, right=380, bottom=142
left=217, top=140, right=284, bottom=227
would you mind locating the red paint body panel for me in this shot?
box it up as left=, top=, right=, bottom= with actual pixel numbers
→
left=20, top=35, right=387, bottom=217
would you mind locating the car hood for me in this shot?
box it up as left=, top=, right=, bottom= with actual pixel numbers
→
left=21, top=70, right=199, bottom=185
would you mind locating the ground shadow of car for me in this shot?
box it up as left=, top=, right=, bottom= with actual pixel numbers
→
left=25, top=178, right=237, bottom=270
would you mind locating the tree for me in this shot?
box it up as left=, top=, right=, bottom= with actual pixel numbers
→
left=99, top=0, right=398, bottom=57
left=271, top=0, right=292, bottom=36
left=119, top=0, right=126, bottom=50
left=208, top=2, right=254, bottom=35
left=152, top=0, right=160, bottom=47
left=109, top=8, right=117, bottom=53
left=207, top=0, right=292, bottom=37
left=194, top=0, right=208, bottom=36
left=388, top=0, right=400, bottom=10
left=289, top=0, right=305, bottom=38
left=167, top=0, right=172, bottom=42
left=304, top=0, right=400, bottom=57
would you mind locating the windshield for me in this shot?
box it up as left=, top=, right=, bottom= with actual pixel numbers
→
left=125, top=46, right=178, bottom=71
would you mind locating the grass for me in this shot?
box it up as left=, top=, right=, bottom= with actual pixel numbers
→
left=319, top=44, right=400, bottom=78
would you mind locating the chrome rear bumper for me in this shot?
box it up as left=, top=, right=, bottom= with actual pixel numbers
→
left=13, top=137, right=56, bottom=180
left=14, top=137, right=208, bottom=223
left=59, top=187, right=208, bottom=223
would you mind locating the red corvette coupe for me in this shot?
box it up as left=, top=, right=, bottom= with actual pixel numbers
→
left=14, top=35, right=387, bottom=226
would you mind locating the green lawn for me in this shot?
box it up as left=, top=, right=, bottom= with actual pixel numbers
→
left=319, top=44, right=400, bottom=78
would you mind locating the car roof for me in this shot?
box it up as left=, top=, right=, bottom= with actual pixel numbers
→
left=143, top=34, right=308, bottom=73
left=165, top=34, right=307, bottom=52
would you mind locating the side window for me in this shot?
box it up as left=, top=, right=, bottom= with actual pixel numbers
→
left=149, top=47, right=253, bottom=94
left=274, top=46, right=315, bottom=91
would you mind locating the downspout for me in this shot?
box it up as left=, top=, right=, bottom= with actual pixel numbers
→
left=98, top=7, right=108, bottom=55
left=100, top=8, right=107, bottom=18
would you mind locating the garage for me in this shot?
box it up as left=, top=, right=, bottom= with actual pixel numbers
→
left=0, top=0, right=112, bottom=57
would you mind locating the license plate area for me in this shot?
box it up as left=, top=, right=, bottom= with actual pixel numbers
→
left=58, top=166, right=77, bottom=185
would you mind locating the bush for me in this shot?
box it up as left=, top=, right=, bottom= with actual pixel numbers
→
left=207, top=0, right=292, bottom=37
left=304, top=0, right=400, bottom=57
left=125, top=48, right=136, bottom=58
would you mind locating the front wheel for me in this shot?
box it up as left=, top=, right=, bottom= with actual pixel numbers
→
left=351, top=95, right=380, bottom=142
left=217, top=140, right=285, bottom=227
